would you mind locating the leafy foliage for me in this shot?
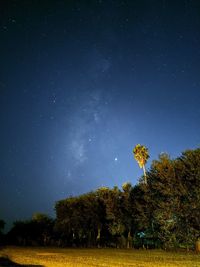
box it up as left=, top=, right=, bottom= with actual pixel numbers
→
left=133, top=144, right=149, bottom=184
left=133, top=144, right=149, bottom=168
left=6, top=148, right=200, bottom=250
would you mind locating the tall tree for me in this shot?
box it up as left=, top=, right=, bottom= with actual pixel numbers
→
left=175, top=149, right=200, bottom=249
left=121, top=182, right=134, bottom=248
left=148, top=153, right=180, bottom=248
left=133, top=144, right=149, bottom=184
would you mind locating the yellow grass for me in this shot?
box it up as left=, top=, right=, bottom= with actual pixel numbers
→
left=0, top=246, right=199, bottom=267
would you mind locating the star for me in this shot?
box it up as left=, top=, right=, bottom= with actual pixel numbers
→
left=114, top=157, right=118, bottom=162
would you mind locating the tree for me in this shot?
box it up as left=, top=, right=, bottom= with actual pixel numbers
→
left=133, top=144, right=149, bottom=184
left=32, top=213, right=54, bottom=245
left=55, top=191, right=107, bottom=247
left=148, top=153, right=180, bottom=248
left=121, top=182, right=134, bottom=248
left=96, top=186, right=124, bottom=247
left=175, top=149, right=200, bottom=249
left=148, top=149, right=200, bottom=249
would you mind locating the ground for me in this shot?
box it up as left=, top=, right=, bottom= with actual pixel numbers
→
left=0, top=247, right=199, bottom=267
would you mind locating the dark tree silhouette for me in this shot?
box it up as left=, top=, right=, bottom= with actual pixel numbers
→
left=6, top=148, right=200, bottom=250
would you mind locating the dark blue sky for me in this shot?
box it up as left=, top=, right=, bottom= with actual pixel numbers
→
left=0, top=0, right=200, bottom=228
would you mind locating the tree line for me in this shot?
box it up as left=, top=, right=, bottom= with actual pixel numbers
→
left=1, top=147, right=200, bottom=250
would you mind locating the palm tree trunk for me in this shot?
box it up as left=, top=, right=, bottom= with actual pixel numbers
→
left=142, top=165, right=147, bottom=184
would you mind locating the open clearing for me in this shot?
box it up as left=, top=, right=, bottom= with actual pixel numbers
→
left=0, top=247, right=199, bottom=267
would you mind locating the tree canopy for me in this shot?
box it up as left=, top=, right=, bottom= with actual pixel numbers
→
left=133, top=144, right=149, bottom=184
left=5, top=147, right=200, bottom=250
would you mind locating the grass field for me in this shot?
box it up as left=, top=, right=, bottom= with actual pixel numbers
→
left=0, top=247, right=199, bottom=267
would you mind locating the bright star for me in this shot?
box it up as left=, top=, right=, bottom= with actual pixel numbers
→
left=114, top=157, right=118, bottom=161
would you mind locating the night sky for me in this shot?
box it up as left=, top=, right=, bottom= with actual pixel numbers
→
left=1, top=0, right=200, bottom=229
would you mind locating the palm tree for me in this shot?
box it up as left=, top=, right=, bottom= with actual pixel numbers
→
left=133, top=144, right=149, bottom=184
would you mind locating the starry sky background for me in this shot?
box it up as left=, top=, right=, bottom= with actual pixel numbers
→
left=0, top=0, right=200, bottom=229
